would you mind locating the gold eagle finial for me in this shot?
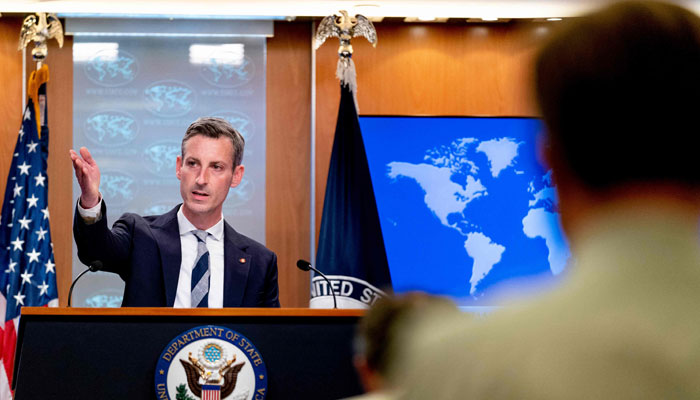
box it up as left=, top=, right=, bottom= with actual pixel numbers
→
left=314, top=10, right=377, bottom=56
left=19, top=13, right=64, bottom=64
left=314, top=10, right=377, bottom=101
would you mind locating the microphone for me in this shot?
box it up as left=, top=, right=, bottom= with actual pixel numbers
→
left=67, top=260, right=103, bottom=307
left=297, top=259, right=338, bottom=309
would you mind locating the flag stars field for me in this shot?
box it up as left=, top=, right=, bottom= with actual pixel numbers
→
left=35, top=227, right=47, bottom=241
left=5, top=261, right=17, bottom=274
left=38, top=281, right=49, bottom=296
left=17, top=162, right=31, bottom=175
left=26, top=195, right=39, bottom=209
left=26, top=141, right=38, bottom=153
left=18, top=217, right=31, bottom=230
left=11, top=238, right=23, bottom=251
left=34, top=173, right=45, bottom=187
left=45, top=260, right=55, bottom=274
left=20, top=271, right=32, bottom=285
left=13, top=293, right=25, bottom=306
left=26, top=249, right=41, bottom=263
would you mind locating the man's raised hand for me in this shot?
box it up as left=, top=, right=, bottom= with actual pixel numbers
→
left=69, top=147, right=101, bottom=208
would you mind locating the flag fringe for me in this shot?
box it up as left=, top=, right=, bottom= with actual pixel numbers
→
left=336, top=57, right=359, bottom=112
left=27, top=64, right=49, bottom=139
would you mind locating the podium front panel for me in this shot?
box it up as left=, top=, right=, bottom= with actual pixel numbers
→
left=14, top=308, right=364, bottom=400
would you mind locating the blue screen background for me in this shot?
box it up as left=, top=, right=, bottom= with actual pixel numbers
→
left=359, top=116, right=570, bottom=306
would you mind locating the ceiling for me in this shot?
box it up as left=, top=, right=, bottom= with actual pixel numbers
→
left=2, top=0, right=696, bottom=20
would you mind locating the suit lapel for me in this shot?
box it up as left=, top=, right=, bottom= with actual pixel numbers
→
left=223, top=222, right=251, bottom=307
left=151, top=205, right=182, bottom=307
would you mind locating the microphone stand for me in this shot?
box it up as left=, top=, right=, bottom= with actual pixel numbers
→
left=67, top=261, right=102, bottom=307
left=296, top=259, right=338, bottom=309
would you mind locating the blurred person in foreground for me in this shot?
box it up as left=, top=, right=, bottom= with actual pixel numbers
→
left=346, top=293, right=459, bottom=400
left=395, top=2, right=700, bottom=399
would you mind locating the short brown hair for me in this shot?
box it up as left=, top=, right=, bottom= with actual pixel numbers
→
left=181, top=117, right=245, bottom=168
left=535, top=1, right=700, bottom=190
left=355, top=293, right=457, bottom=377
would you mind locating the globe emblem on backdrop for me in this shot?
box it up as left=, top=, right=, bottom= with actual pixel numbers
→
left=200, top=54, right=255, bottom=88
left=85, top=49, right=138, bottom=87
left=143, top=141, right=181, bottom=178
left=225, top=178, right=254, bottom=208
left=144, top=201, right=178, bottom=216
left=84, top=288, right=124, bottom=308
left=212, top=111, right=255, bottom=142
left=99, top=171, right=136, bottom=207
left=144, top=80, right=196, bottom=117
left=84, top=110, right=138, bottom=146
left=386, top=135, right=570, bottom=299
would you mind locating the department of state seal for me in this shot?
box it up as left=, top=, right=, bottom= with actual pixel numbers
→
left=155, top=326, right=267, bottom=400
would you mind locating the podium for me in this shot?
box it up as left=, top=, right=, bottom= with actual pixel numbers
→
left=13, top=307, right=364, bottom=399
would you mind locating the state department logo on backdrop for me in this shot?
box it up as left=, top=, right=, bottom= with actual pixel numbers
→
left=144, top=201, right=178, bottom=216
left=84, top=49, right=138, bottom=87
left=225, top=178, right=254, bottom=208
left=84, top=110, right=138, bottom=146
left=212, top=111, right=256, bottom=142
left=155, top=325, right=268, bottom=400
left=200, top=55, right=255, bottom=88
left=144, top=80, right=197, bottom=117
left=99, top=171, right=136, bottom=207
left=144, top=140, right=181, bottom=178
left=84, top=288, right=124, bottom=308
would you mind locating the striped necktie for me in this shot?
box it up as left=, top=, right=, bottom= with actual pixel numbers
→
left=191, top=230, right=210, bottom=308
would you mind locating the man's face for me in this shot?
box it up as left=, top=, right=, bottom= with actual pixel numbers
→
left=176, top=135, right=244, bottom=228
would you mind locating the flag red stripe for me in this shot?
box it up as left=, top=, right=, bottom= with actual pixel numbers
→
left=2, top=320, right=16, bottom=388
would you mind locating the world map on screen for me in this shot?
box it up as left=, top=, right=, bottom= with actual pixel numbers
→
left=360, top=117, right=571, bottom=305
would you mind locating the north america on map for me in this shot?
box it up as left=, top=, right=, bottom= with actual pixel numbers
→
left=386, top=136, right=570, bottom=298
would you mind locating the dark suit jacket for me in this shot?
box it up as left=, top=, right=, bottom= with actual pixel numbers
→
left=73, top=203, right=280, bottom=307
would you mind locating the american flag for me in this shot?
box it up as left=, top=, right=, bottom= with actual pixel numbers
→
left=0, top=65, right=58, bottom=399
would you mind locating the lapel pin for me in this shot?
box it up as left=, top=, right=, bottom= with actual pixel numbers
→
left=239, top=258, right=246, bottom=264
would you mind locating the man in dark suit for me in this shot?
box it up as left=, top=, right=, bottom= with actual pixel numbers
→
left=71, top=117, right=280, bottom=307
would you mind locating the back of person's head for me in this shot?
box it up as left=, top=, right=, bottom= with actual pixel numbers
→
left=354, top=293, right=458, bottom=392
left=535, top=1, right=700, bottom=191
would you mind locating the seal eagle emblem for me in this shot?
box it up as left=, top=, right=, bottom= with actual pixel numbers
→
left=155, top=326, right=268, bottom=400
left=179, top=344, right=244, bottom=399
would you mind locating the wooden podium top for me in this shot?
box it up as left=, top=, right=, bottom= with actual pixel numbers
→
left=19, top=306, right=365, bottom=318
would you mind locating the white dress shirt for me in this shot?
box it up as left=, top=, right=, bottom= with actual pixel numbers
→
left=78, top=200, right=225, bottom=308
left=174, top=207, right=224, bottom=308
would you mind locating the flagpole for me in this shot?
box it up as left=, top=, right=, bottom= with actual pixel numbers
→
left=310, top=20, right=317, bottom=271
left=311, top=11, right=389, bottom=309
left=21, top=47, right=26, bottom=111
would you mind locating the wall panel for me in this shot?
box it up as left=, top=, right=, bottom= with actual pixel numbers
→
left=266, top=22, right=312, bottom=307
left=0, top=17, right=24, bottom=212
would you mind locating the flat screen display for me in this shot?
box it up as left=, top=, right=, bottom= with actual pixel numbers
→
left=359, top=116, right=570, bottom=307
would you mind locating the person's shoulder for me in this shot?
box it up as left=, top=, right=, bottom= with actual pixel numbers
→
left=117, top=212, right=159, bottom=222
left=117, top=208, right=176, bottom=227
left=224, top=224, right=275, bottom=257
left=123, top=205, right=179, bottom=222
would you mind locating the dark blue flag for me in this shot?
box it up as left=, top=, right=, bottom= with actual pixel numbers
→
left=0, top=65, right=59, bottom=393
left=311, top=84, right=392, bottom=308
